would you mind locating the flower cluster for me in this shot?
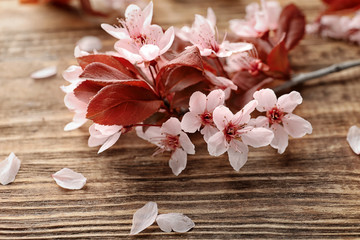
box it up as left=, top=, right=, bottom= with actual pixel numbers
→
left=307, top=0, right=360, bottom=45
left=62, top=1, right=312, bottom=175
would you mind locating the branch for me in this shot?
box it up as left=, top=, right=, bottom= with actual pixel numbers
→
left=274, top=59, right=360, bottom=93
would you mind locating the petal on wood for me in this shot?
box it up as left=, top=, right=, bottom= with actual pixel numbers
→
left=347, top=125, right=360, bottom=155
left=52, top=168, right=87, bottom=190
left=31, top=66, right=57, bottom=79
left=130, top=202, right=158, bottom=235
left=77, top=36, right=102, bottom=52
left=156, top=213, right=195, bottom=233
left=0, top=153, right=21, bottom=185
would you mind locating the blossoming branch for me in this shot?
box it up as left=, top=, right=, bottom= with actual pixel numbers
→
left=62, top=1, right=313, bottom=175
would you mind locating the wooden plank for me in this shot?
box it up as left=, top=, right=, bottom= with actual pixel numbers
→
left=1, top=0, right=360, bottom=239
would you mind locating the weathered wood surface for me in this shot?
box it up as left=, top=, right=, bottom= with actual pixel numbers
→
left=1, top=0, right=360, bottom=239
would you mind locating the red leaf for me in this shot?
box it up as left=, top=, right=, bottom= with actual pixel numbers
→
left=86, top=83, right=162, bottom=126
left=276, top=4, right=305, bottom=51
left=74, top=80, right=108, bottom=104
left=77, top=54, right=139, bottom=78
left=232, top=71, right=267, bottom=91
left=80, top=62, right=133, bottom=80
left=266, top=36, right=290, bottom=77
left=321, top=0, right=360, bottom=15
left=156, top=46, right=205, bottom=95
left=74, top=79, right=154, bottom=103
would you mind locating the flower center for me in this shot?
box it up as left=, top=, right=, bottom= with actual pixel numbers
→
left=266, top=107, right=284, bottom=124
left=224, top=123, right=238, bottom=142
left=200, top=112, right=213, bottom=125
left=162, top=134, right=180, bottom=151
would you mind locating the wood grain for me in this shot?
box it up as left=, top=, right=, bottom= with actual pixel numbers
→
left=1, top=0, right=360, bottom=239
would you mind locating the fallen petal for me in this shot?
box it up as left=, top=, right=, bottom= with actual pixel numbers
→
left=77, top=36, right=102, bottom=52
left=130, top=202, right=158, bottom=235
left=347, top=125, right=360, bottom=155
left=0, top=153, right=21, bottom=185
left=31, top=66, right=57, bottom=79
left=156, top=213, right=195, bottom=233
left=52, top=168, right=86, bottom=190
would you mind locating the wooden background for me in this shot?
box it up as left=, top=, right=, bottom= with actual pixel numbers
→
left=1, top=0, right=360, bottom=239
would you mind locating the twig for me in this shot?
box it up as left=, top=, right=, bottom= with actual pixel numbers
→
left=274, top=59, right=360, bottom=93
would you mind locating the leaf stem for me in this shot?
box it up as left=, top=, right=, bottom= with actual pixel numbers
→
left=274, top=59, right=360, bottom=93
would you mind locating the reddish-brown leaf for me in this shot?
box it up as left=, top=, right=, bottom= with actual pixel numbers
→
left=267, top=36, right=290, bottom=77
left=156, top=46, right=205, bottom=95
left=80, top=62, right=133, bottom=80
left=232, top=71, right=267, bottom=91
left=276, top=4, right=305, bottom=51
left=321, top=0, right=360, bottom=15
left=77, top=54, right=139, bottom=78
left=74, top=80, right=108, bottom=104
left=74, top=79, right=153, bottom=103
left=86, top=83, right=162, bottom=126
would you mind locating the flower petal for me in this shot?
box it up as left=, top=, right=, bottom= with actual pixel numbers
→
left=156, top=213, right=195, bottom=233
left=207, top=131, right=229, bottom=156
left=0, top=153, right=21, bottom=185
left=189, top=91, right=207, bottom=114
left=200, top=125, right=218, bottom=143
left=77, top=36, right=102, bottom=52
left=241, top=127, right=274, bottom=148
left=179, top=132, right=195, bottom=154
left=98, top=132, right=121, bottom=154
left=206, top=7, right=216, bottom=27
left=277, top=91, right=302, bottom=113
left=130, top=201, right=158, bottom=235
left=52, top=168, right=86, bottom=190
left=253, top=88, right=277, bottom=112
left=169, top=148, right=187, bottom=176
left=144, top=126, right=163, bottom=147
left=31, top=66, right=57, bottom=79
left=347, top=125, right=360, bottom=155
left=248, top=116, right=269, bottom=128
left=141, top=1, right=153, bottom=27
left=64, top=118, right=87, bottom=131
left=139, top=44, right=160, bottom=62
left=159, top=26, right=175, bottom=54
left=213, top=105, right=234, bottom=131
left=270, top=123, right=289, bottom=154
left=101, top=24, right=130, bottom=39
left=161, top=118, right=182, bottom=136
left=206, top=89, right=225, bottom=112
left=62, top=65, right=82, bottom=83
left=228, top=140, right=249, bottom=171
left=282, top=113, right=312, bottom=138
left=233, top=100, right=258, bottom=125
left=181, top=112, right=202, bottom=133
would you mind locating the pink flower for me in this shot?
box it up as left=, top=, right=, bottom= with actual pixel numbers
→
left=252, top=88, right=312, bottom=154
left=225, top=48, right=269, bottom=75
left=88, top=124, right=123, bottom=154
left=142, top=118, right=195, bottom=176
left=101, top=2, right=175, bottom=63
left=230, top=0, right=282, bottom=38
left=176, top=8, right=216, bottom=41
left=179, top=8, right=253, bottom=57
left=181, top=89, right=226, bottom=142
left=207, top=101, right=274, bottom=171
left=61, top=65, right=88, bottom=131
left=320, top=15, right=351, bottom=40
